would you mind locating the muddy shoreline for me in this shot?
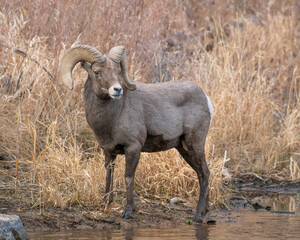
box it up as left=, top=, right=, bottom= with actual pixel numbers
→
left=1, top=176, right=299, bottom=232
left=2, top=195, right=234, bottom=232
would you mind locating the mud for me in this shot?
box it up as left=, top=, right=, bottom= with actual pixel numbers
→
left=0, top=194, right=237, bottom=232
left=1, top=175, right=299, bottom=232
left=231, top=174, right=300, bottom=195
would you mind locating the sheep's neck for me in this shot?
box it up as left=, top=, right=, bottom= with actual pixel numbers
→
left=84, top=79, right=123, bottom=145
left=98, top=102, right=120, bottom=132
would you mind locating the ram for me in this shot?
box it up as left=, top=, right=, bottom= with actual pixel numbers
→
left=59, top=45, right=213, bottom=222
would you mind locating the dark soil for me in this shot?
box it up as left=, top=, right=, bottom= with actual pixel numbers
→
left=231, top=173, right=300, bottom=195
left=0, top=192, right=237, bottom=232
left=1, top=175, right=299, bottom=232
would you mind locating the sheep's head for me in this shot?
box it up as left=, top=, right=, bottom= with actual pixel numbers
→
left=59, top=45, right=136, bottom=99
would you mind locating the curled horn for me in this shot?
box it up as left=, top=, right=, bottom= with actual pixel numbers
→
left=59, top=45, right=105, bottom=90
left=108, top=46, right=136, bottom=91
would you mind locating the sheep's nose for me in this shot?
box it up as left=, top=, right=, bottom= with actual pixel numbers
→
left=114, top=86, right=122, bottom=93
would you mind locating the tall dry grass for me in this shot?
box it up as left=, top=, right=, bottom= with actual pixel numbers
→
left=0, top=0, right=299, bottom=210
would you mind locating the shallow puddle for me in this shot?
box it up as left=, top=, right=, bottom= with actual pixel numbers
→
left=28, top=195, right=300, bottom=240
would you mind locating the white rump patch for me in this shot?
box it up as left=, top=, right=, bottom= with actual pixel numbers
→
left=205, top=94, right=214, bottom=125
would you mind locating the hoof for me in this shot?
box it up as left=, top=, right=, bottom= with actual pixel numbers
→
left=194, top=208, right=209, bottom=223
left=196, top=216, right=217, bottom=224
left=194, top=213, right=216, bottom=224
left=193, top=216, right=204, bottom=223
left=122, top=208, right=134, bottom=219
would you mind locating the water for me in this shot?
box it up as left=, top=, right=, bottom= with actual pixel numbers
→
left=28, top=196, right=300, bottom=240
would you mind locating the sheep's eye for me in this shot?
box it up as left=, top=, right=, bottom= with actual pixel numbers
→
left=95, top=71, right=102, bottom=77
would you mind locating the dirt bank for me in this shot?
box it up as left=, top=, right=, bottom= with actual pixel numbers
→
left=231, top=174, right=300, bottom=195
left=1, top=176, right=299, bottom=232
left=1, top=192, right=238, bottom=232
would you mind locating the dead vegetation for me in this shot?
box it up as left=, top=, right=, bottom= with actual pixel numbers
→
left=0, top=0, right=299, bottom=211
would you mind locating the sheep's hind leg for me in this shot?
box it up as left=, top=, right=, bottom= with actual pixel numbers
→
left=123, top=143, right=141, bottom=219
left=104, top=153, right=116, bottom=204
left=192, top=149, right=210, bottom=223
left=176, top=140, right=210, bottom=223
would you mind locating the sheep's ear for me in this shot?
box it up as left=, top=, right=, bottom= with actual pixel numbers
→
left=81, top=61, right=91, bottom=72
left=80, top=61, right=95, bottom=80
left=91, top=61, right=105, bottom=73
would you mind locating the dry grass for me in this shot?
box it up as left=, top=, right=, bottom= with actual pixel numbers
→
left=0, top=0, right=299, bottom=210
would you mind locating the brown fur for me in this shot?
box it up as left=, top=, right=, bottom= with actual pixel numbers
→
left=82, top=58, right=212, bottom=222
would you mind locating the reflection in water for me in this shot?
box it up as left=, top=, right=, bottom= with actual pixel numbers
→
left=195, top=224, right=209, bottom=240
left=124, top=228, right=133, bottom=240
left=28, top=196, right=300, bottom=240
left=268, top=195, right=299, bottom=213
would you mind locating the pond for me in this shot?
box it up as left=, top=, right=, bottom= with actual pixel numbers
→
left=28, top=196, right=300, bottom=240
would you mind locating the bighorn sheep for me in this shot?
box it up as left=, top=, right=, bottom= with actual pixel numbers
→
left=59, top=45, right=213, bottom=222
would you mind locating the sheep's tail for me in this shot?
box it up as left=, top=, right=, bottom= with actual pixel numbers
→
left=205, top=94, right=213, bottom=126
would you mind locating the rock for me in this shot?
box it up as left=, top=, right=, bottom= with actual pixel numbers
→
left=169, top=197, right=186, bottom=206
left=73, top=215, right=82, bottom=224
left=0, top=214, right=29, bottom=240
left=250, top=197, right=272, bottom=211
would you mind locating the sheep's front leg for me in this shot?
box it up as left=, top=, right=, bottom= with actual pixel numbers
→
left=123, top=143, right=141, bottom=219
left=104, top=153, right=116, bottom=204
